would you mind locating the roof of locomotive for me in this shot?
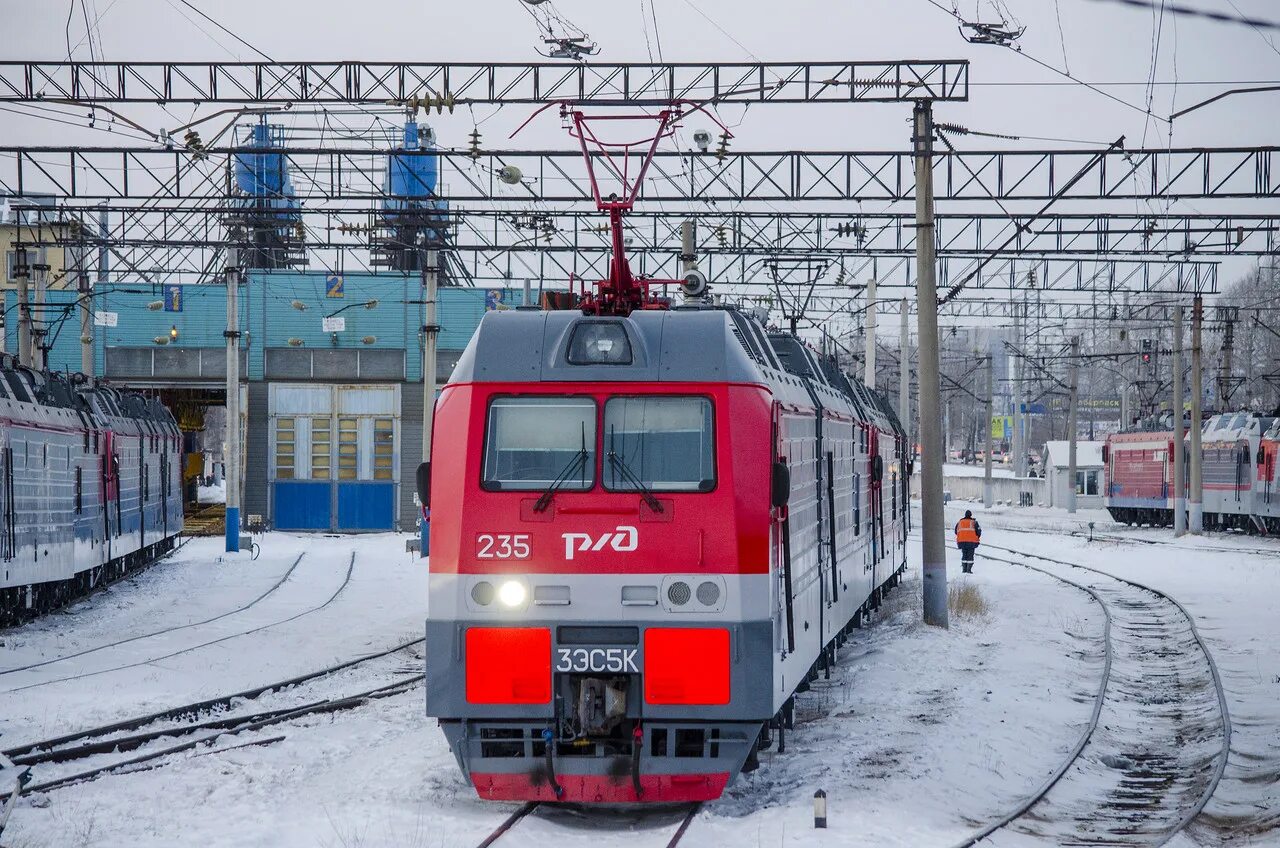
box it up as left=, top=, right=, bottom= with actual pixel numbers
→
left=449, top=307, right=775, bottom=385
left=448, top=304, right=901, bottom=434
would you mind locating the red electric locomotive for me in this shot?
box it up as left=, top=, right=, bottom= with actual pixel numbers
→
left=419, top=102, right=909, bottom=804
left=421, top=306, right=909, bottom=803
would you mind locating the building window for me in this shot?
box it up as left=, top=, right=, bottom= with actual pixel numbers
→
left=311, top=417, right=331, bottom=480
left=275, top=417, right=295, bottom=480
left=1075, top=470, right=1099, bottom=496
left=5, top=251, right=29, bottom=283
left=373, top=418, right=394, bottom=481
left=337, top=417, right=358, bottom=480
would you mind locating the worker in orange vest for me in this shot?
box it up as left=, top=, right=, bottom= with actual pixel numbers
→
left=954, top=510, right=982, bottom=573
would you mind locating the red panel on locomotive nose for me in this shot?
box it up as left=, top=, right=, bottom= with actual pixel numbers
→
left=643, top=627, right=731, bottom=705
left=465, top=627, right=552, bottom=704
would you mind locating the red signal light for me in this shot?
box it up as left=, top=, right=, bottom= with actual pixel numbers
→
left=644, top=628, right=731, bottom=705
left=465, top=627, right=551, bottom=704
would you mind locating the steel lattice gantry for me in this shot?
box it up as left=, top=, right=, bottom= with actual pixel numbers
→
left=0, top=60, right=970, bottom=104
left=45, top=208, right=1278, bottom=256
left=4, top=145, right=1278, bottom=203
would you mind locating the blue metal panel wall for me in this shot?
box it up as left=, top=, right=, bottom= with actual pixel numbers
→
left=99, top=285, right=238, bottom=348
left=336, top=481, right=395, bottom=531
left=5, top=276, right=518, bottom=380
left=3, top=289, right=86, bottom=372
left=273, top=480, right=332, bottom=530
left=246, top=271, right=415, bottom=379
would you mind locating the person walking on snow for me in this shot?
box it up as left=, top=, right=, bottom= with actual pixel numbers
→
left=954, top=510, right=982, bottom=573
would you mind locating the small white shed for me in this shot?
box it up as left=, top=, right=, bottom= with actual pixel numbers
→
left=1042, top=440, right=1105, bottom=509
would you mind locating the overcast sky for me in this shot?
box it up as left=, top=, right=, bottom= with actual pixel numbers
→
left=4, top=0, right=1278, bottom=303
left=8, top=0, right=1279, bottom=149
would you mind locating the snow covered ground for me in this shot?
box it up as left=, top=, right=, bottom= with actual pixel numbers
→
left=196, top=482, right=227, bottom=504
left=3, top=516, right=1277, bottom=847
left=943, top=462, right=1015, bottom=479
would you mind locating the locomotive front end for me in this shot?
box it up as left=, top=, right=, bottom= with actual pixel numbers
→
left=424, top=310, right=776, bottom=803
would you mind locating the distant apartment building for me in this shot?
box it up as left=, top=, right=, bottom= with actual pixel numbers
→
left=1, top=193, right=78, bottom=290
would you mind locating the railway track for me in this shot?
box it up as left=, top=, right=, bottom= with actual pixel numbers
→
left=952, top=543, right=1231, bottom=847
left=1, top=551, right=357, bottom=694
left=0, top=551, right=306, bottom=677
left=996, top=522, right=1279, bottom=557
left=0, top=638, right=424, bottom=802
left=475, top=802, right=702, bottom=848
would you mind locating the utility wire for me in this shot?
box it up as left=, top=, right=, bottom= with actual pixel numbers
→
left=1085, top=0, right=1280, bottom=32
left=919, top=0, right=1168, bottom=122
left=171, top=0, right=274, bottom=62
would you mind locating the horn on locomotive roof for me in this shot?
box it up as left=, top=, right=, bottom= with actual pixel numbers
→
left=511, top=101, right=732, bottom=317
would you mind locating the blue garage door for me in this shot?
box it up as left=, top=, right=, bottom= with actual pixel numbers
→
left=274, top=481, right=332, bottom=530
left=337, top=482, right=395, bottom=530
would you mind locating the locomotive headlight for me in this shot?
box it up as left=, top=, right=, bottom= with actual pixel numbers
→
left=498, top=579, right=527, bottom=608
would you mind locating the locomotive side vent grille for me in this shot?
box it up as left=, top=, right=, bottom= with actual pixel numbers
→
left=667, top=580, right=692, bottom=606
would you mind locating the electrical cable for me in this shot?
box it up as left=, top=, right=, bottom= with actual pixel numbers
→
left=171, top=0, right=274, bottom=62
left=1086, top=0, right=1280, bottom=33
left=919, top=0, right=1169, bottom=122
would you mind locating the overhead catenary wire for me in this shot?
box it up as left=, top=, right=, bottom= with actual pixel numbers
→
left=918, top=0, right=1170, bottom=122
left=1085, top=0, right=1280, bottom=33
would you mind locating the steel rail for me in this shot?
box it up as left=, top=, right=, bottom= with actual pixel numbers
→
left=3, top=636, right=423, bottom=760
left=955, top=543, right=1232, bottom=847
left=0, top=675, right=423, bottom=800
left=474, top=801, right=702, bottom=848
left=0, top=549, right=303, bottom=676
left=2, top=551, right=357, bottom=695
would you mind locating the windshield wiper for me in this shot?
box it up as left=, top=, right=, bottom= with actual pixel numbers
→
left=607, top=451, right=663, bottom=514
left=534, top=422, right=589, bottom=513
left=533, top=449, right=587, bottom=513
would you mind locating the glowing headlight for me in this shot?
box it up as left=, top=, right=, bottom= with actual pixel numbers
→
left=498, top=580, right=527, bottom=608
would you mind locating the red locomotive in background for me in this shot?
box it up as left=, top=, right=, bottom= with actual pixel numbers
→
left=417, top=102, right=910, bottom=803
left=1103, top=411, right=1279, bottom=533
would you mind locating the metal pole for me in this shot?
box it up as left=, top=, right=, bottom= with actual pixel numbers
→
left=224, top=248, right=241, bottom=553
left=864, top=277, right=877, bottom=388
left=79, top=261, right=93, bottom=377
left=1067, top=336, right=1080, bottom=514
left=984, top=355, right=994, bottom=508
left=1012, top=306, right=1024, bottom=477
left=421, top=249, right=439, bottom=555
left=900, top=299, right=911, bottom=530
left=912, top=101, right=947, bottom=628
left=680, top=219, right=697, bottom=275
left=1189, top=296, right=1204, bottom=533
left=899, top=299, right=909, bottom=449
left=1173, top=305, right=1186, bottom=536
left=15, top=254, right=31, bottom=368
left=31, top=262, right=48, bottom=371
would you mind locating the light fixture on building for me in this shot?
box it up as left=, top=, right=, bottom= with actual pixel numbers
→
left=169, top=325, right=179, bottom=341
left=364, top=299, right=379, bottom=310
left=146, top=300, right=164, bottom=311
left=290, top=300, right=307, bottom=311
left=287, top=337, right=305, bottom=347
left=361, top=335, right=377, bottom=345
left=153, top=335, right=170, bottom=345
left=80, top=334, right=93, bottom=345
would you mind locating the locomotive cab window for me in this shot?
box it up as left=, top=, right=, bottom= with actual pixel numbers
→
left=483, top=397, right=596, bottom=491
left=603, top=396, right=715, bottom=492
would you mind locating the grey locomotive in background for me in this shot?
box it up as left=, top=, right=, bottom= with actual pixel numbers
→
left=0, top=356, right=183, bottom=626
